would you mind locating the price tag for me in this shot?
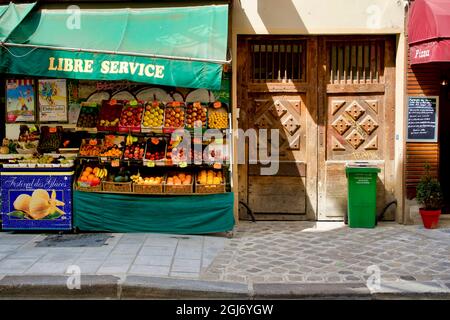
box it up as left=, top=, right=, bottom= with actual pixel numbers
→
left=213, top=163, right=222, bottom=170
left=111, top=159, right=120, bottom=167
left=100, top=157, right=107, bottom=162
left=179, top=161, right=187, bottom=168
left=130, top=100, right=138, bottom=106
left=152, top=100, right=159, bottom=107
left=146, top=160, right=155, bottom=167
left=109, top=99, right=117, bottom=105
left=49, top=127, right=57, bottom=133
left=172, top=101, right=181, bottom=107
left=214, top=101, right=222, bottom=109
left=193, top=102, right=201, bottom=108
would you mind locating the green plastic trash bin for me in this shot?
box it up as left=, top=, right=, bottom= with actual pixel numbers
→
left=345, top=164, right=381, bottom=228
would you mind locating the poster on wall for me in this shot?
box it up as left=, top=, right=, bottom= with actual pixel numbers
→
left=407, top=96, right=439, bottom=142
left=0, top=170, right=73, bottom=230
left=38, top=79, right=68, bottom=122
left=5, top=79, right=36, bottom=123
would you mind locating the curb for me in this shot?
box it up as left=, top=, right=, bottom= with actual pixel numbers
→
left=0, top=275, right=120, bottom=299
left=252, top=283, right=372, bottom=299
left=121, top=276, right=248, bottom=299
left=0, top=275, right=450, bottom=299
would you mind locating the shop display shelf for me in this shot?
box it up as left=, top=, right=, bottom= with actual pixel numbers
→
left=118, top=102, right=144, bottom=133
left=163, top=102, right=186, bottom=134
left=207, top=102, right=229, bottom=130
left=97, top=100, right=123, bottom=132
left=141, top=101, right=166, bottom=134
left=185, top=102, right=208, bottom=132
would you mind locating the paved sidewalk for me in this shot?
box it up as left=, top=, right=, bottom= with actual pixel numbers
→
left=0, top=221, right=450, bottom=298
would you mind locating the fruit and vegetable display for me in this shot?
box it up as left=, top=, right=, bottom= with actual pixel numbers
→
left=77, top=103, right=99, bottom=128
left=11, top=189, right=65, bottom=220
left=142, top=102, right=165, bottom=130
left=197, top=170, right=223, bottom=185
left=131, top=173, right=164, bottom=185
left=186, top=102, right=207, bottom=129
left=123, top=141, right=146, bottom=160
left=119, top=103, right=144, bottom=132
left=78, top=166, right=106, bottom=187
left=166, top=172, right=192, bottom=185
left=99, top=145, right=123, bottom=158
left=99, top=135, right=124, bottom=158
left=38, top=126, right=63, bottom=153
left=71, top=98, right=231, bottom=195
left=145, top=137, right=166, bottom=161
left=79, top=138, right=102, bottom=157
left=208, top=110, right=228, bottom=129
left=112, top=167, right=132, bottom=182
left=97, top=100, right=122, bottom=131
left=164, top=103, right=185, bottom=130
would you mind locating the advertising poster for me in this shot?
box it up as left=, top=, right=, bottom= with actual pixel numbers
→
left=5, top=79, right=36, bottom=123
left=1, top=171, right=73, bottom=230
left=38, top=79, right=68, bottom=122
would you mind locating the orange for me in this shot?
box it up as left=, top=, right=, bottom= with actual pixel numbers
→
left=85, top=167, right=93, bottom=173
left=87, top=174, right=95, bottom=181
left=80, top=176, right=88, bottom=182
left=82, top=171, right=89, bottom=177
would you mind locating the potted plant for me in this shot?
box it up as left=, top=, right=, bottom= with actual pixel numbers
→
left=416, top=163, right=443, bottom=229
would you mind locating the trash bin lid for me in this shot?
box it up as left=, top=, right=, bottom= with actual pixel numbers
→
left=345, top=162, right=381, bottom=174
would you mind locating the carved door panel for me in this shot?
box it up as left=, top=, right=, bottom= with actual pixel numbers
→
left=320, top=96, right=386, bottom=218
left=317, top=37, right=396, bottom=220
left=247, top=94, right=307, bottom=216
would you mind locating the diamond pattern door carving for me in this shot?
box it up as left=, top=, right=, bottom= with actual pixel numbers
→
left=327, top=97, right=383, bottom=159
left=252, top=95, right=306, bottom=161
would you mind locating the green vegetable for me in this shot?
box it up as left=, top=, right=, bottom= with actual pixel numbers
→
left=8, top=211, right=27, bottom=219
left=42, top=211, right=63, bottom=220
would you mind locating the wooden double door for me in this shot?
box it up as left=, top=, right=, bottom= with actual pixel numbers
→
left=237, top=36, right=396, bottom=221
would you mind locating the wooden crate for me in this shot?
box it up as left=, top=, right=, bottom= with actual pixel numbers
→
left=102, top=181, right=132, bottom=193
left=165, top=183, right=193, bottom=194
left=75, top=180, right=102, bottom=192
left=196, top=183, right=226, bottom=194
left=133, top=183, right=164, bottom=194
left=165, top=172, right=194, bottom=194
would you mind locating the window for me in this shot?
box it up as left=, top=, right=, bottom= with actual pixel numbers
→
left=328, top=40, right=384, bottom=84
left=250, top=40, right=306, bottom=83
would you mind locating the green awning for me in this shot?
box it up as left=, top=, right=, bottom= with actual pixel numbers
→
left=0, top=4, right=229, bottom=89
left=0, top=2, right=36, bottom=41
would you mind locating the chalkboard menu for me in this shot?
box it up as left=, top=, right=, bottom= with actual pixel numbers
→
left=407, top=96, right=439, bottom=142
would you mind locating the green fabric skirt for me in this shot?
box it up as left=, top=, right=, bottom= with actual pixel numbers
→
left=73, top=190, right=235, bottom=234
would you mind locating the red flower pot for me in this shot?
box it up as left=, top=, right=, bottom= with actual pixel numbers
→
left=419, top=208, right=441, bottom=229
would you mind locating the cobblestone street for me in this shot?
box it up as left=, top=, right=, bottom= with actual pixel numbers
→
left=201, top=221, right=450, bottom=285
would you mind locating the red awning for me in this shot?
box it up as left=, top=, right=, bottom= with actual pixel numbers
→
left=409, top=0, right=450, bottom=64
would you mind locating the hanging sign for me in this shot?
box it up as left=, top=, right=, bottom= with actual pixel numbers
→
left=407, top=96, right=439, bottom=142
